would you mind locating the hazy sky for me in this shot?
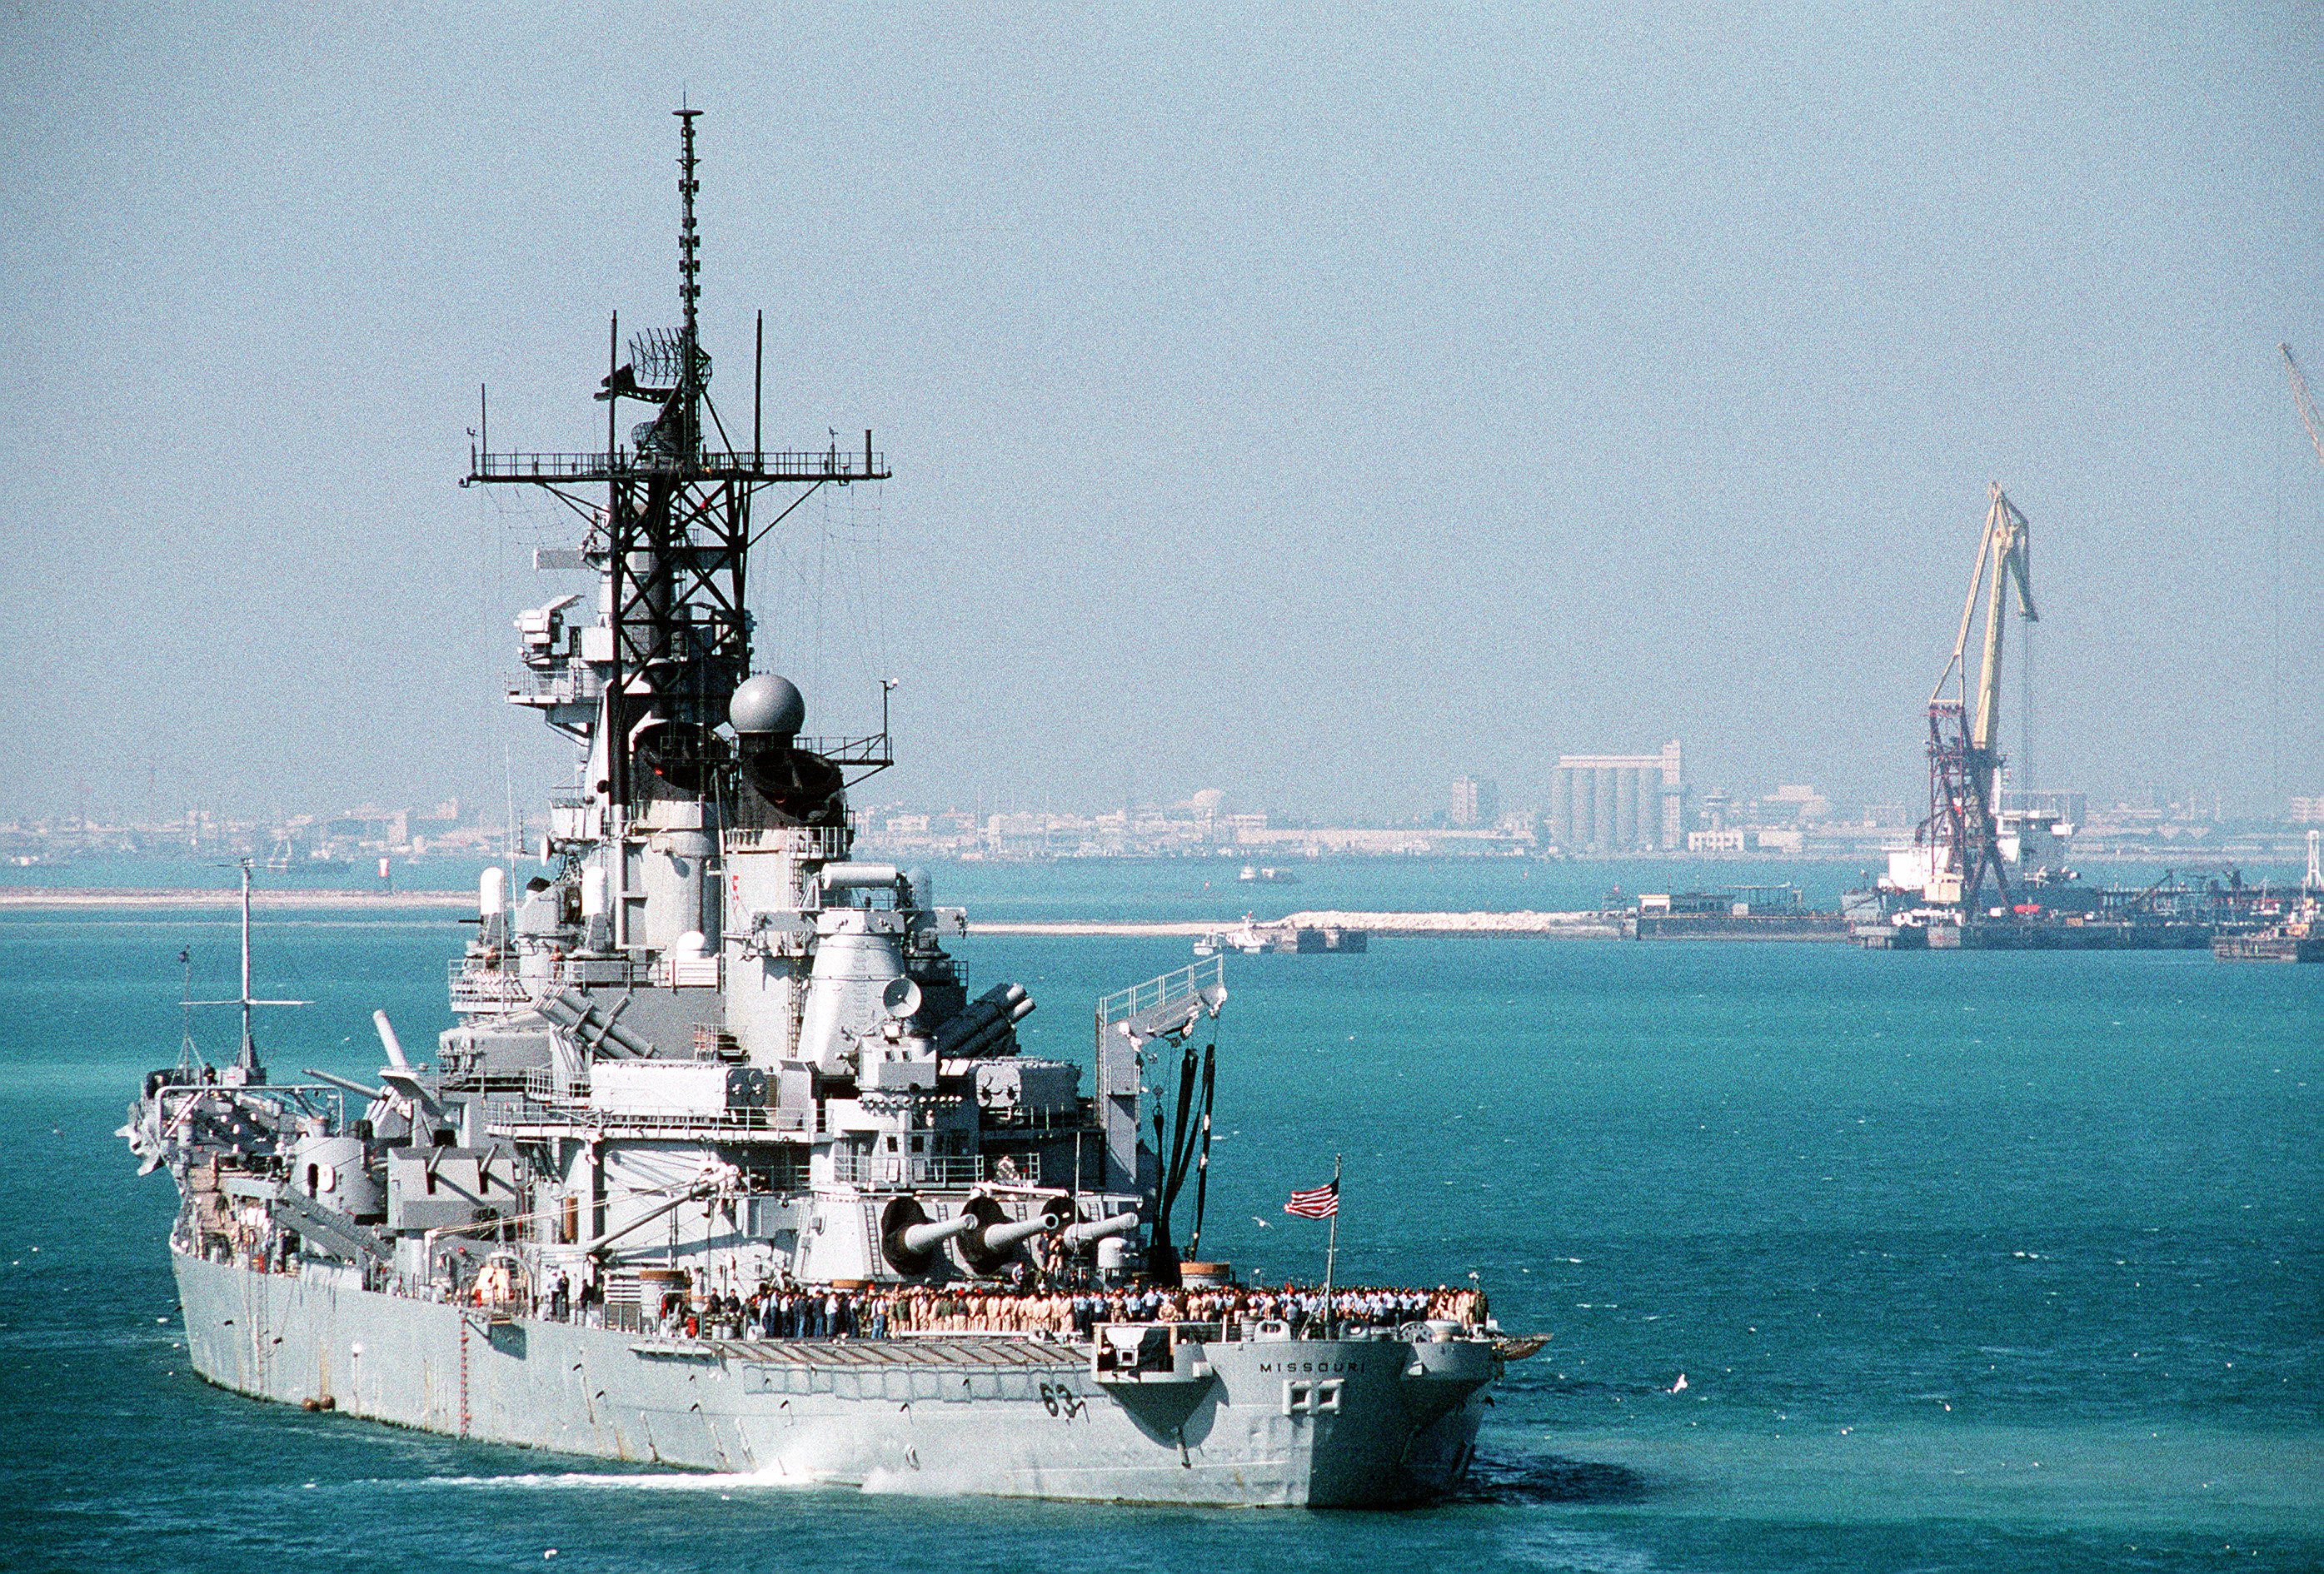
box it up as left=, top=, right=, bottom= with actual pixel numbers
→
left=5, top=2, right=2320, bottom=825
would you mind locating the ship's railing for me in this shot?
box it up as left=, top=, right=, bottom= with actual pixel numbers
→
left=830, top=1153, right=985, bottom=1188
left=507, top=665, right=604, bottom=705
left=973, top=1102, right=1095, bottom=1133
left=451, top=954, right=650, bottom=1009
left=801, top=733, right=895, bottom=774
left=449, top=960, right=535, bottom=1009
left=481, top=1096, right=811, bottom=1139
left=1095, top=956, right=1225, bottom=1029
left=471, top=448, right=886, bottom=483
left=599, top=1106, right=813, bottom=1138
left=723, top=824, right=852, bottom=859
left=520, top=1067, right=583, bottom=1105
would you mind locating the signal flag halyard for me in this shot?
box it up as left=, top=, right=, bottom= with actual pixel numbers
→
left=1284, top=1180, right=1339, bottom=1218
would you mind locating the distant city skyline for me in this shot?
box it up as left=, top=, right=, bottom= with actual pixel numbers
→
left=12, top=780, right=2319, bottom=885
left=11, top=765, right=2322, bottom=842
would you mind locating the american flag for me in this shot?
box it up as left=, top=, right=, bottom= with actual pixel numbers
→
left=1284, top=1179, right=1339, bottom=1218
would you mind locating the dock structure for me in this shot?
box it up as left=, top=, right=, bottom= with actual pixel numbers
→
left=1628, top=886, right=1852, bottom=941
left=1631, top=912, right=1851, bottom=941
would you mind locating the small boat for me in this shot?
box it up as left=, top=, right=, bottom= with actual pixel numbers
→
left=1195, top=917, right=1368, bottom=956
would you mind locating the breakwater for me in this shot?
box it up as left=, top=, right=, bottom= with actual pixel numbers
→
left=983, top=911, right=1623, bottom=939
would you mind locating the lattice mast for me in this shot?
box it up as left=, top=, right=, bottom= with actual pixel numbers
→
left=463, top=109, right=890, bottom=836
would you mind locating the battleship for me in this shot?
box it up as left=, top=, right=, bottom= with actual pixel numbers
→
left=120, top=111, right=1507, bottom=1507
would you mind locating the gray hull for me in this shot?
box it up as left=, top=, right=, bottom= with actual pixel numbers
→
left=174, top=1251, right=1489, bottom=1507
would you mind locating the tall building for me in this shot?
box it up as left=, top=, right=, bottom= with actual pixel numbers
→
left=1450, top=775, right=1499, bottom=828
left=1547, top=742, right=1683, bottom=852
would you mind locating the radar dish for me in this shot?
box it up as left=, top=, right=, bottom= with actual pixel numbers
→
left=881, top=977, right=924, bottom=1020
left=730, top=674, right=805, bottom=736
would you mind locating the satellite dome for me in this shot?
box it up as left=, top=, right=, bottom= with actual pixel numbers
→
left=730, top=674, right=806, bottom=736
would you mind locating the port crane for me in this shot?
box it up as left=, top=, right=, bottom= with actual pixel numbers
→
left=2282, top=344, right=2324, bottom=469
left=1918, top=483, right=2037, bottom=911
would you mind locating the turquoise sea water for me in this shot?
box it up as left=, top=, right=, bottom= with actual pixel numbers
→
left=2, top=859, right=2317, bottom=1572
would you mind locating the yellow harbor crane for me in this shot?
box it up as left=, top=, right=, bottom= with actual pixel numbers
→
left=1918, top=483, right=2038, bottom=909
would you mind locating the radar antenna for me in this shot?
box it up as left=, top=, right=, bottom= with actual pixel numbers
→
left=677, top=106, right=702, bottom=358
left=180, top=859, right=309, bottom=1082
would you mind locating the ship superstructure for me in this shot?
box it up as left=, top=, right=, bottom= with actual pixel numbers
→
left=121, top=111, right=1502, bottom=1506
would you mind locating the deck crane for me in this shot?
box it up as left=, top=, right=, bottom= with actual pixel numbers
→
left=1918, top=483, right=2037, bottom=912
left=2282, top=344, right=2324, bottom=469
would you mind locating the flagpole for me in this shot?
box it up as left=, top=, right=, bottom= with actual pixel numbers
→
left=1322, top=1153, right=1340, bottom=1338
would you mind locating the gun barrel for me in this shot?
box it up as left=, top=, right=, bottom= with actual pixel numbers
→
left=978, top=1213, right=1055, bottom=1253
left=896, top=1213, right=975, bottom=1254
left=303, top=1067, right=390, bottom=1103
left=372, top=1009, right=412, bottom=1069
left=1063, top=1212, right=1138, bottom=1248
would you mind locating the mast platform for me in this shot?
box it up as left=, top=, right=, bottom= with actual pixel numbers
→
left=466, top=446, right=888, bottom=486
